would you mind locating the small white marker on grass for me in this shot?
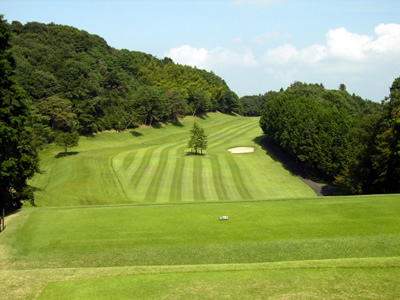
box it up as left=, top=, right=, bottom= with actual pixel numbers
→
left=219, top=216, right=229, bottom=220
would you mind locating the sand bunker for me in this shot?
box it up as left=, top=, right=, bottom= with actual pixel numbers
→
left=228, top=147, right=255, bottom=154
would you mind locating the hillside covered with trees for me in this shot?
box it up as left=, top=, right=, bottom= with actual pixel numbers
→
left=1, top=16, right=399, bottom=213
left=1, top=16, right=39, bottom=211
left=7, top=20, right=241, bottom=145
left=259, top=81, right=400, bottom=194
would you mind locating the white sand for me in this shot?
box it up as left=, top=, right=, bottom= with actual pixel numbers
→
left=228, top=147, right=255, bottom=153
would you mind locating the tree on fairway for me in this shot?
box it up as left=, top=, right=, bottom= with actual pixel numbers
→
left=55, top=131, right=79, bottom=154
left=0, top=15, right=39, bottom=211
left=188, top=122, right=208, bottom=155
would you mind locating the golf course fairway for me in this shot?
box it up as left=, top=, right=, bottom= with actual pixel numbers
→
left=30, top=113, right=315, bottom=206
left=1, top=113, right=399, bottom=299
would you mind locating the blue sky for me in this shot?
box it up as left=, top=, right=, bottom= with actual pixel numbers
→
left=1, top=0, right=400, bottom=101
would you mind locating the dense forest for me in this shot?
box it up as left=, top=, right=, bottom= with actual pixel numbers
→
left=0, top=17, right=242, bottom=211
left=240, top=94, right=268, bottom=116
left=1, top=16, right=39, bottom=211
left=259, top=81, right=400, bottom=194
left=7, top=20, right=241, bottom=146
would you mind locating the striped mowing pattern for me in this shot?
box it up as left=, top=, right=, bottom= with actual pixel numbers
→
left=31, top=113, right=316, bottom=206
left=113, top=118, right=259, bottom=203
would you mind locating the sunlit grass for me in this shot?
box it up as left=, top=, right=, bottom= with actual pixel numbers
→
left=1, top=194, right=400, bottom=299
left=38, top=263, right=400, bottom=299
left=30, top=113, right=315, bottom=206
left=3, top=113, right=398, bottom=299
left=3, top=195, right=400, bottom=269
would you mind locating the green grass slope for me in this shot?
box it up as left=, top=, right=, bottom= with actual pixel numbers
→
left=1, top=194, right=399, bottom=299
left=30, top=113, right=315, bottom=206
left=3, top=113, right=399, bottom=299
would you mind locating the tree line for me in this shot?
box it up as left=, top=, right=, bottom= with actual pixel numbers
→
left=2, top=15, right=398, bottom=212
left=0, top=16, right=241, bottom=212
left=259, top=81, right=400, bottom=194
left=1, top=16, right=39, bottom=212
left=7, top=20, right=241, bottom=147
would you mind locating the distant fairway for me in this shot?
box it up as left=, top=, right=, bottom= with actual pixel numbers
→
left=1, top=194, right=400, bottom=299
left=31, top=113, right=315, bottom=206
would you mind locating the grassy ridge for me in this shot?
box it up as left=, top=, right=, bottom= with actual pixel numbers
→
left=1, top=194, right=400, bottom=299
left=31, top=113, right=315, bottom=206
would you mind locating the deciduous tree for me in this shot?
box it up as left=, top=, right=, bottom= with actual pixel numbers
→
left=188, top=123, right=208, bottom=155
left=55, top=131, right=79, bottom=154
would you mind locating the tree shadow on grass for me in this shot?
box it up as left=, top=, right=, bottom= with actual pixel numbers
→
left=130, top=130, right=143, bottom=137
left=152, top=122, right=163, bottom=129
left=171, top=120, right=184, bottom=127
left=253, top=135, right=303, bottom=177
left=193, top=112, right=209, bottom=120
left=32, top=185, right=44, bottom=192
left=55, top=152, right=79, bottom=158
left=253, top=135, right=343, bottom=196
left=185, top=152, right=206, bottom=157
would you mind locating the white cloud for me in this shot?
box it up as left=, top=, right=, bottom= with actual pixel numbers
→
left=210, top=47, right=258, bottom=67
left=326, top=27, right=372, bottom=61
left=165, top=45, right=258, bottom=70
left=263, top=44, right=298, bottom=64
left=263, top=43, right=328, bottom=65
left=165, top=24, right=400, bottom=101
left=263, top=23, right=400, bottom=67
left=371, top=23, right=400, bottom=54
left=165, top=45, right=208, bottom=67
left=299, top=44, right=328, bottom=63
left=258, top=23, right=400, bottom=101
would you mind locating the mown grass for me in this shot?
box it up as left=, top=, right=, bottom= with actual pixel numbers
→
left=38, top=263, right=400, bottom=299
left=4, top=195, right=400, bottom=269
left=2, top=113, right=399, bottom=298
left=30, top=113, right=315, bottom=206
left=1, top=194, right=400, bottom=298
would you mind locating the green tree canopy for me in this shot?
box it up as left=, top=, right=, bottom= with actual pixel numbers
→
left=337, top=77, right=400, bottom=194
left=259, top=81, right=381, bottom=182
left=188, top=123, right=208, bottom=155
left=36, top=96, right=78, bottom=130
left=55, top=131, right=79, bottom=154
left=0, top=15, right=39, bottom=211
left=7, top=20, right=240, bottom=137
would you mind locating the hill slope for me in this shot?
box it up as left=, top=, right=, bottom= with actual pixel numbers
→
left=30, top=113, right=315, bottom=206
left=8, top=21, right=241, bottom=138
